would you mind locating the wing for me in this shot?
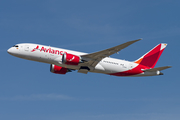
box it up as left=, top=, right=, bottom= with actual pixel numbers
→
left=79, top=39, right=142, bottom=69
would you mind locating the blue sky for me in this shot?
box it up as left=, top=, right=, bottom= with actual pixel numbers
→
left=1, top=0, right=180, bottom=120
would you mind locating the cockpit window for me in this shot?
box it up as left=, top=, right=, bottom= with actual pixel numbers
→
left=13, top=45, right=19, bottom=47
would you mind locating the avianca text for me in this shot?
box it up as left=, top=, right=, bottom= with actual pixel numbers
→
left=31, top=45, right=67, bottom=55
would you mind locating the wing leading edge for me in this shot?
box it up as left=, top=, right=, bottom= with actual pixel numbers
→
left=79, top=39, right=142, bottom=71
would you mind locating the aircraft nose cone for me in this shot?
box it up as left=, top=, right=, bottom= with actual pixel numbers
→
left=7, top=48, right=11, bottom=54
left=7, top=48, right=13, bottom=54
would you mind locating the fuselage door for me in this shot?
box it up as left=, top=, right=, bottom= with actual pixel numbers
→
left=24, top=45, right=29, bottom=51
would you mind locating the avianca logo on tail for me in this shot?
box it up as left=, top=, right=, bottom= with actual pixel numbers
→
left=31, top=45, right=67, bottom=55
left=134, top=43, right=167, bottom=68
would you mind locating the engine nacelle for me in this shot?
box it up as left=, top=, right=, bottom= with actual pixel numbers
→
left=62, top=53, right=80, bottom=65
left=50, top=64, right=68, bottom=74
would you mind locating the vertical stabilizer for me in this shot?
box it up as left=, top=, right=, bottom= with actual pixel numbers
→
left=134, top=43, right=167, bottom=68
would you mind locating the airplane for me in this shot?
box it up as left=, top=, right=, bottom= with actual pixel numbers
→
left=7, top=39, right=171, bottom=77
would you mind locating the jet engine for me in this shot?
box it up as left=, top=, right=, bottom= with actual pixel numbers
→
left=62, top=53, right=81, bottom=65
left=50, top=64, right=68, bottom=74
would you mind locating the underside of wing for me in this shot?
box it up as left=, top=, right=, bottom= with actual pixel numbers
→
left=79, top=39, right=142, bottom=68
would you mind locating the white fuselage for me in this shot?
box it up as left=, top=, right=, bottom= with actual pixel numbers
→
left=8, top=43, right=139, bottom=74
left=8, top=43, right=163, bottom=77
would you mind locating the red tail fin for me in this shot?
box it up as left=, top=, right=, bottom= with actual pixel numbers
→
left=134, top=43, right=167, bottom=68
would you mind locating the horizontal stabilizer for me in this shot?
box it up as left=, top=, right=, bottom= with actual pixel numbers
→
left=142, top=66, right=172, bottom=72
